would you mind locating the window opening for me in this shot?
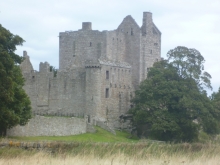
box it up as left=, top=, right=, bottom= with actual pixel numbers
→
left=106, top=70, right=109, bottom=79
left=90, top=42, right=92, bottom=47
left=105, top=88, right=109, bottom=98
left=88, top=115, right=90, bottom=123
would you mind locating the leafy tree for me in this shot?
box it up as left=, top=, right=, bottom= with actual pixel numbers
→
left=211, top=87, right=220, bottom=110
left=210, top=87, right=220, bottom=130
left=49, top=65, right=58, bottom=77
left=167, top=46, right=212, bottom=90
left=0, top=24, right=31, bottom=135
left=130, top=47, right=218, bottom=142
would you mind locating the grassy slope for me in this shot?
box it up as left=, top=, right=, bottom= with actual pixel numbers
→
left=7, top=126, right=138, bottom=142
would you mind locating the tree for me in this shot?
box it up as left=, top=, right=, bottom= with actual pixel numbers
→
left=167, top=46, right=212, bottom=91
left=130, top=47, right=218, bottom=142
left=0, top=24, right=31, bottom=135
left=210, top=87, right=220, bottom=130
left=49, top=65, right=58, bottom=77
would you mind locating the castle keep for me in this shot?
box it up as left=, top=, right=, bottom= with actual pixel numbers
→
left=7, top=12, right=161, bottom=136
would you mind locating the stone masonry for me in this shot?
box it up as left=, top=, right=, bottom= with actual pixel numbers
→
left=9, top=12, right=161, bottom=136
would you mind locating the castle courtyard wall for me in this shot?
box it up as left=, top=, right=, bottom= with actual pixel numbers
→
left=7, top=116, right=87, bottom=136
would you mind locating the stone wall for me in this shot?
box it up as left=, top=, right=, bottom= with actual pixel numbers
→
left=17, top=12, right=161, bottom=134
left=7, top=116, right=86, bottom=136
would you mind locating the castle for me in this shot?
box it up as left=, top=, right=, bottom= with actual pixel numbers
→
left=7, top=12, right=161, bottom=136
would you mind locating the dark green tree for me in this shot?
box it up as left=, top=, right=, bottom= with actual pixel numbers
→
left=49, top=65, right=58, bottom=77
left=130, top=47, right=218, bottom=142
left=211, top=87, right=220, bottom=110
left=0, top=24, right=31, bottom=135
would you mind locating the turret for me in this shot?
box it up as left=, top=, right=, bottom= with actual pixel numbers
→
left=39, top=62, right=50, bottom=73
left=140, top=12, right=161, bottom=81
left=82, top=22, right=92, bottom=30
left=85, top=64, right=102, bottom=124
left=141, top=12, right=153, bottom=36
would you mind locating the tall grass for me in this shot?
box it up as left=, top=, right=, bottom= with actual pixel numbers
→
left=2, top=127, right=220, bottom=164
left=1, top=141, right=220, bottom=165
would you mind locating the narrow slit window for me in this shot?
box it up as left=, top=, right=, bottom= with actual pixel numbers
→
left=90, top=42, right=92, bottom=47
left=88, top=115, right=90, bottom=123
left=106, top=70, right=109, bottom=79
left=105, top=88, right=109, bottom=98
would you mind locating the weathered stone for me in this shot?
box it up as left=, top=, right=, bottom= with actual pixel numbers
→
left=7, top=12, right=161, bottom=136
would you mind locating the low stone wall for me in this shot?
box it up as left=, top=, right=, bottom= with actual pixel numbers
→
left=7, top=115, right=87, bottom=136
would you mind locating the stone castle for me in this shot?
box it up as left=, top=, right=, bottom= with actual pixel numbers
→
left=7, top=12, right=161, bottom=136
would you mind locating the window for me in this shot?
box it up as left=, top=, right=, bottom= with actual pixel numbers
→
left=106, top=70, right=109, bottom=79
left=90, top=42, right=92, bottom=47
left=131, top=28, right=133, bottom=35
left=154, top=43, right=158, bottom=46
left=88, top=115, right=90, bottom=123
left=150, top=50, right=152, bottom=54
left=105, top=88, right=109, bottom=98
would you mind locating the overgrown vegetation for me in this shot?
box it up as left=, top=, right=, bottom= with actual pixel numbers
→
left=1, top=127, right=220, bottom=164
left=1, top=139, right=220, bottom=164
left=49, top=65, right=58, bottom=77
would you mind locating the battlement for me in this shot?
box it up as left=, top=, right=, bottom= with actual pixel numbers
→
left=82, top=22, right=92, bottom=30
left=39, top=62, right=50, bottom=73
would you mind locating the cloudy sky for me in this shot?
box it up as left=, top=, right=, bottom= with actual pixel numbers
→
left=1, top=0, right=220, bottom=94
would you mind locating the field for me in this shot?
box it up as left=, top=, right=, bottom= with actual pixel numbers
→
left=1, top=127, right=220, bottom=165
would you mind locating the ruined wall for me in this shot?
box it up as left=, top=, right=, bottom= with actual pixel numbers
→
left=48, top=70, right=86, bottom=115
left=7, top=116, right=86, bottom=136
left=22, top=64, right=86, bottom=116
left=20, top=51, right=34, bottom=72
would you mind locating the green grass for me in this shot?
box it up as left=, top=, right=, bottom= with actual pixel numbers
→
left=8, top=126, right=138, bottom=142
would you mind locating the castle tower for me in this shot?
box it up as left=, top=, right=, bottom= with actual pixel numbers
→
left=141, top=12, right=153, bottom=36
left=85, top=64, right=102, bottom=124
left=140, top=12, right=161, bottom=81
